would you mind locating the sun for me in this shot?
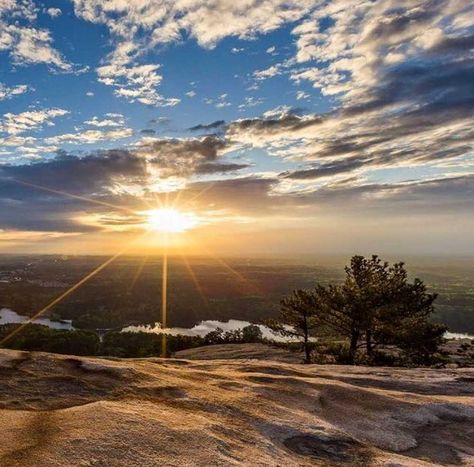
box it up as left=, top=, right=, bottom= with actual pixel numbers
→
left=143, top=208, right=198, bottom=233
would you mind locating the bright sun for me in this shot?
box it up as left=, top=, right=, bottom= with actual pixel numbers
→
left=143, top=208, right=198, bottom=233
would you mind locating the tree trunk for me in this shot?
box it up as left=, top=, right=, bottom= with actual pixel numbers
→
left=303, top=335, right=311, bottom=364
left=349, top=329, right=359, bottom=364
left=366, top=329, right=373, bottom=358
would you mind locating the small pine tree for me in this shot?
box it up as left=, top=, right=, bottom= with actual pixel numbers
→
left=265, top=289, right=321, bottom=363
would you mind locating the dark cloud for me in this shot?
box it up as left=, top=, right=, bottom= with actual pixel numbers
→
left=140, top=128, right=156, bottom=135
left=189, top=120, right=226, bottom=132
left=228, top=113, right=323, bottom=135
left=149, top=117, right=171, bottom=126
left=141, top=136, right=229, bottom=177
left=0, top=150, right=147, bottom=196
left=194, top=162, right=250, bottom=174
left=299, top=175, right=474, bottom=214
left=281, top=158, right=368, bottom=180
left=144, top=136, right=226, bottom=161
left=182, top=174, right=474, bottom=219
left=0, top=151, right=148, bottom=232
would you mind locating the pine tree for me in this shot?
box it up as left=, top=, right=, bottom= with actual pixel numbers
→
left=265, top=289, right=321, bottom=364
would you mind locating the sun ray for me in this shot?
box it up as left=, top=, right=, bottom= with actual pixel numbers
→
left=170, top=188, right=183, bottom=209
left=200, top=246, right=263, bottom=296
left=0, top=232, right=149, bottom=347
left=127, top=256, right=148, bottom=294
left=161, top=232, right=168, bottom=357
left=6, top=177, right=139, bottom=215
left=180, top=253, right=209, bottom=308
left=178, top=181, right=216, bottom=209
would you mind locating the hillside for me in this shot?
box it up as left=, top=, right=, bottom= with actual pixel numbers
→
left=0, top=347, right=473, bottom=466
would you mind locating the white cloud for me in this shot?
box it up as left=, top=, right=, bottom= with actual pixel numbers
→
left=97, top=62, right=180, bottom=106
left=0, top=135, right=37, bottom=147
left=0, top=108, right=69, bottom=135
left=71, top=0, right=319, bottom=106
left=46, top=127, right=133, bottom=144
left=46, top=7, right=62, bottom=18
left=86, top=91, right=94, bottom=96
left=17, top=144, right=58, bottom=156
left=0, top=1, right=71, bottom=71
left=186, top=90, right=196, bottom=97
left=72, top=0, right=318, bottom=49
left=296, top=90, right=310, bottom=100
left=253, top=64, right=282, bottom=80
left=205, top=94, right=232, bottom=109
left=238, top=96, right=264, bottom=110
left=0, top=83, right=30, bottom=100
left=84, top=114, right=125, bottom=127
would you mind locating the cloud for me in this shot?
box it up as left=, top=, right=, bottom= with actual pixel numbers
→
left=0, top=150, right=149, bottom=232
left=0, top=135, right=37, bottom=147
left=97, top=62, right=180, bottom=107
left=140, top=129, right=156, bottom=136
left=46, top=8, right=62, bottom=18
left=0, top=1, right=71, bottom=71
left=45, top=127, right=133, bottom=145
left=238, top=97, right=264, bottom=110
left=204, top=94, right=231, bottom=108
left=71, top=0, right=318, bottom=107
left=253, top=64, right=282, bottom=80
left=72, top=0, right=317, bottom=49
left=149, top=117, right=171, bottom=126
left=227, top=112, right=322, bottom=142
left=181, top=173, right=474, bottom=221
left=0, top=108, right=69, bottom=135
left=84, top=114, right=125, bottom=127
left=296, top=90, right=310, bottom=100
left=137, top=135, right=229, bottom=177
left=0, top=83, right=30, bottom=100
left=189, top=120, right=226, bottom=132
left=0, top=139, right=241, bottom=232
left=224, top=1, right=473, bottom=175
left=280, top=157, right=368, bottom=180
left=194, top=162, right=250, bottom=174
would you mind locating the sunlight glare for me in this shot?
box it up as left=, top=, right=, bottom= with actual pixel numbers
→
left=144, top=208, right=198, bottom=233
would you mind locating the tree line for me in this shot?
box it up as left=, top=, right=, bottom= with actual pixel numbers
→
left=0, top=323, right=264, bottom=358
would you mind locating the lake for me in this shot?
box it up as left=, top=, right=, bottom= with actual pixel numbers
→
left=122, top=319, right=292, bottom=342
left=0, top=308, right=74, bottom=330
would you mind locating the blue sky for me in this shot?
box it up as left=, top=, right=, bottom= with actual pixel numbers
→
left=0, top=0, right=473, bottom=255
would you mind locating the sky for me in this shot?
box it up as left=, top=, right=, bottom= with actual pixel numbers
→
left=0, top=0, right=473, bottom=256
